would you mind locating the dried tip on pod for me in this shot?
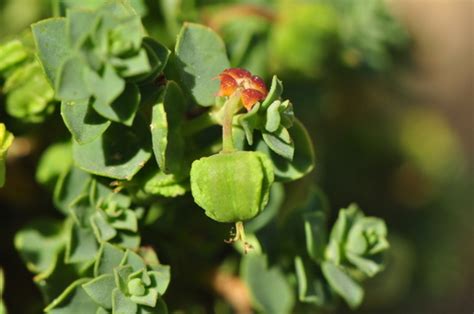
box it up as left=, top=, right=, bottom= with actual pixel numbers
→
left=217, top=68, right=268, bottom=110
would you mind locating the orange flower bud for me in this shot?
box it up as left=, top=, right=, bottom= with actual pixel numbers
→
left=218, top=68, right=268, bottom=110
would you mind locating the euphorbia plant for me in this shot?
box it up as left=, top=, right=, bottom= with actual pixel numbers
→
left=0, top=1, right=391, bottom=313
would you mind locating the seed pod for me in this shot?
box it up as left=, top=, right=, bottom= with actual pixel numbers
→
left=190, top=151, right=274, bottom=223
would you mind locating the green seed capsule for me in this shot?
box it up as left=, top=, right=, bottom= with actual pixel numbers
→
left=190, top=151, right=274, bottom=223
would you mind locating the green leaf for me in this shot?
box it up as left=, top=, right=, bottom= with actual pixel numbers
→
left=256, top=119, right=315, bottom=182
left=245, top=183, right=285, bottom=233
left=122, top=251, right=146, bottom=273
left=294, top=256, right=330, bottom=306
left=130, top=288, right=158, bottom=307
left=265, top=101, right=282, bottom=133
left=54, top=166, right=91, bottom=214
left=94, top=242, right=126, bottom=277
left=304, top=211, right=327, bottom=263
left=238, top=102, right=261, bottom=145
left=61, top=99, right=111, bottom=144
left=0, top=124, right=14, bottom=188
left=112, top=48, right=150, bottom=78
left=92, top=83, right=140, bottom=126
left=44, top=278, right=98, bottom=313
left=0, top=40, right=28, bottom=73
left=36, top=141, right=72, bottom=188
left=14, top=219, right=66, bottom=274
left=32, top=18, right=71, bottom=86
left=151, top=81, right=186, bottom=174
left=241, top=254, right=294, bottom=314
left=90, top=211, right=117, bottom=242
left=67, top=9, right=100, bottom=49
left=84, top=64, right=125, bottom=109
left=82, top=274, right=116, bottom=309
left=141, top=168, right=188, bottom=198
left=4, top=61, right=55, bottom=123
left=73, top=119, right=152, bottom=180
left=55, top=55, right=91, bottom=100
left=112, top=288, right=137, bottom=314
left=321, top=261, right=363, bottom=309
left=109, top=209, right=138, bottom=232
left=261, top=76, right=283, bottom=109
left=175, top=23, right=230, bottom=106
left=114, top=265, right=134, bottom=294
left=65, top=219, right=99, bottom=264
left=142, top=37, right=170, bottom=77
left=262, top=127, right=294, bottom=161
left=148, top=266, right=171, bottom=295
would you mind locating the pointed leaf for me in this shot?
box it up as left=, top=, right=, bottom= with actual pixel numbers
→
left=44, top=278, right=97, bottom=313
left=175, top=23, right=230, bottom=106
left=32, top=18, right=71, bottom=85
left=82, top=274, right=115, bottom=309
left=92, top=83, right=140, bottom=126
left=56, top=55, right=90, bottom=100
left=73, top=118, right=152, bottom=180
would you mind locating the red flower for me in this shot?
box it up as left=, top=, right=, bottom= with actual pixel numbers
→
left=217, top=68, right=268, bottom=110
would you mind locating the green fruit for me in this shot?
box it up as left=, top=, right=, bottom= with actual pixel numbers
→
left=190, top=151, right=274, bottom=223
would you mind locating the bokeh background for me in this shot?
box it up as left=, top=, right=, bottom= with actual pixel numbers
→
left=0, top=0, right=472, bottom=313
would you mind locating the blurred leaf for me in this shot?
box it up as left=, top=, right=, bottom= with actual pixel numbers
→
left=36, top=142, right=73, bottom=188
left=304, top=211, right=327, bottom=263
left=4, top=61, right=55, bottom=123
left=175, top=23, right=230, bottom=106
left=321, top=261, right=363, bottom=309
left=245, top=183, right=285, bottom=233
left=261, top=76, right=283, bottom=109
left=0, top=124, right=14, bottom=188
left=294, top=256, right=330, bottom=306
left=241, top=254, right=294, bottom=314
left=0, top=39, right=28, bottom=73
left=14, top=219, right=66, bottom=274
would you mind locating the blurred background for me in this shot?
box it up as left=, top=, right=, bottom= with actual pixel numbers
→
left=0, top=0, right=472, bottom=313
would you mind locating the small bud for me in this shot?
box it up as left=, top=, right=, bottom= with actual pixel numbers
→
left=217, top=68, right=268, bottom=110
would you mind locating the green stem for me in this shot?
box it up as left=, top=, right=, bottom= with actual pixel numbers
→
left=182, top=111, right=219, bottom=137
left=221, top=91, right=241, bottom=153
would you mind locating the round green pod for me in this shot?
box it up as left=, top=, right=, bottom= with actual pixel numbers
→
left=190, top=151, right=274, bottom=223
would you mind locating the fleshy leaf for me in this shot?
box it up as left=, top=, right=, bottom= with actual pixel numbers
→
left=261, top=76, right=283, bottom=109
left=175, top=23, right=230, bottom=106
left=256, top=119, right=314, bottom=182
left=44, top=278, right=97, bottom=313
left=32, top=18, right=71, bottom=86
left=54, top=166, right=91, bottom=214
left=321, top=261, right=364, bottom=309
left=84, top=64, right=125, bottom=109
left=65, top=219, right=99, bottom=264
left=241, top=254, right=294, bottom=314
left=262, top=127, right=294, bottom=161
left=112, top=288, right=137, bottom=314
left=82, top=274, right=116, bottom=309
left=92, top=83, right=140, bottom=127
left=94, top=242, right=126, bottom=277
left=73, top=118, right=152, bottom=180
left=61, top=99, right=111, bottom=144
left=151, top=81, right=186, bottom=174
left=55, top=55, right=90, bottom=100
left=0, top=40, right=28, bottom=72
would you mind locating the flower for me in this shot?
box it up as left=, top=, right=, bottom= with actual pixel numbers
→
left=218, top=68, right=268, bottom=110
